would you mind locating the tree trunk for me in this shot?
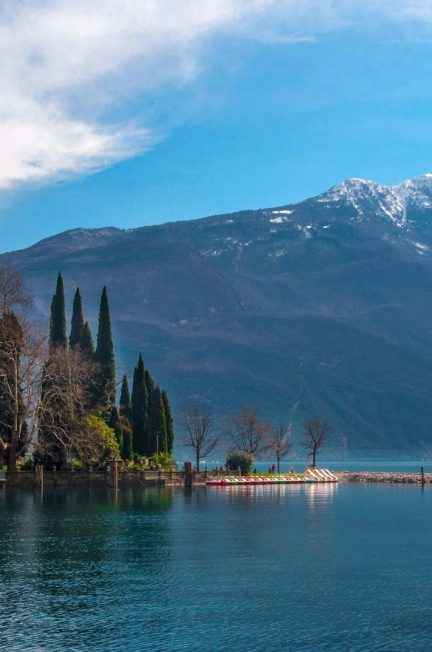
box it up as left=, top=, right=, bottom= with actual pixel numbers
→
left=277, top=457, right=280, bottom=474
left=312, top=447, right=316, bottom=468
left=7, top=447, right=17, bottom=472
left=196, top=451, right=200, bottom=472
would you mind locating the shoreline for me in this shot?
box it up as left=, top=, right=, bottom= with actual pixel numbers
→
left=336, top=471, right=431, bottom=483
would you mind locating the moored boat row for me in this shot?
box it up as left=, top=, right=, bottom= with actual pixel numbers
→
left=206, top=468, right=338, bottom=486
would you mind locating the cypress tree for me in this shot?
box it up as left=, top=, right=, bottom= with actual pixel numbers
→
left=95, top=287, right=115, bottom=407
left=119, top=375, right=132, bottom=422
left=131, top=354, right=148, bottom=455
left=162, top=389, right=174, bottom=454
left=49, top=272, right=67, bottom=349
left=148, top=386, right=167, bottom=454
left=119, top=375, right=133, bottom=459
left=80, top=322, right=94, bottom=356
left=121, top=420, right=133, bottom=461
left=145, top=369, right=155, bottom=398
left=69, top=288, right=84, bottom=349
left=108, top=406, right=123, bottom=453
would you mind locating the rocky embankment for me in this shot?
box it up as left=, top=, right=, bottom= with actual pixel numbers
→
left=337, top=471, right=431, bottom=484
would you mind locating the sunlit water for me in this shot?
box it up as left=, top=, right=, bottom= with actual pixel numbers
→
left=1, top=483, right=431, bottom=651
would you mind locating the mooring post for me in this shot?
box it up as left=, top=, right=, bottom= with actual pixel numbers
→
left=108, top=460, right=118, bottom=490
left=35, top=464, right=44, bottom=491
left=184, top=461, right=193, bottom=488
left=421, top=466, right=425, bottom=485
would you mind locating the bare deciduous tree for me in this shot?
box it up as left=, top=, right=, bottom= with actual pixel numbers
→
left=0, top=312, right=46, bottom=471
left=268, top=419, right=292, bottom=473
left=224, top=407, right=270, bottom=457
left=303, top=417, right=332, bottom=468
left=0, top=264, right=31, bottom=314
left=36, top=347, right=102, bottom=467
left=180, top=402, right=219, bottom=472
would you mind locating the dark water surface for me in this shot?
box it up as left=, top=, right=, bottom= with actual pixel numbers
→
left=1, top=483, right=431, bottom=651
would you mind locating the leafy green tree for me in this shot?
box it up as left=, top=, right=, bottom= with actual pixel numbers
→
left=49, top=272, right=67, bottom=349
left=81, top=415, right=120, bottom=464
left=148, top=386, right=167, bottom=454
left=95, top=287, right=115, bottom=407
left=69, top=288, right=84, bottom=349
left=80, top=321, right=94, bottom=356
left=226, top=451, right=253, bottom=475
left=162, top=389, right=174, bottom=454
left=131, top=354, right=148, bottom=455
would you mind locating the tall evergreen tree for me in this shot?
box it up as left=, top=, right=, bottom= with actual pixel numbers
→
left=162, top=389, right=174, bottom=454
left=69, top=288, right=84, bottom=349
left=145, top=369, right=155, bottom=398
left=49, top=273, right=67, bottom=349
left=131, top=354, right=148, bottom=455
left=95, top=287, right=115, bottom=407
left=80, top=321, right=94, bottom=356
left=108, top=406, right=123, bottom=453
left=119, top=375, right=132, bottom=422
left=148, top=386, right=167, bottom=454
left=121, top=420, right=133, bottom=461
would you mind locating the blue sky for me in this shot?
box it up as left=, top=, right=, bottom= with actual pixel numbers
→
left=1, top=1, right=432, bottom=253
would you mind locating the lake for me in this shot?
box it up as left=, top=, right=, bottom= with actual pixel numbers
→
left=1, top=483, right=431, bottom=651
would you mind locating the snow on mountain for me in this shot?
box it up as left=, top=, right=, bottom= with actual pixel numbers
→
left=316, top=174, right=432, bottom=228
left=317, top=178, right=406, bottom=226
left=393, top=174, right=432, bottom=211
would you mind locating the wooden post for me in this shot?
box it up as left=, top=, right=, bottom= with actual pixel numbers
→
left=184, top=461, right=193, bottom=488
left=421, top=466, right=425, bottom=485
left=35, top=464, right=44, bottom=491
left=108, top=460, right=118, bottom=490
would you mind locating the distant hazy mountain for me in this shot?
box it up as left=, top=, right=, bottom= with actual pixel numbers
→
left=3, top=174, right=432, bottom=454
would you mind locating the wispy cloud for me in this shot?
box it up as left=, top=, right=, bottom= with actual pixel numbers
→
left=0, top=0, right=430, bottom=189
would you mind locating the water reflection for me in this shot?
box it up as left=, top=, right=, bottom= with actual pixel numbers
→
left=2, top=484, right=431, bottom=652
left=206, top=482, right=338, bottom=509
left=304, top=482, right=338, bottom=509
left=0, top=487, right=175, bottom=651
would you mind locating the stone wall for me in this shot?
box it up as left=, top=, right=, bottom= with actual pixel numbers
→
left=4, top=469, right=213, bottom=488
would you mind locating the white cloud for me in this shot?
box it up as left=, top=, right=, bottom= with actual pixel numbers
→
left=0, top=0, right=430, bottom=189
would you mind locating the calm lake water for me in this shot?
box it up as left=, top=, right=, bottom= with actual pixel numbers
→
left=1, top=483, right=432, bottom=652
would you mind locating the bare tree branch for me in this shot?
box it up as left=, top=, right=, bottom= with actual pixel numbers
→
left=180, top=402, right=219, bottom=472
left=268, top=418, right=292, bottom=473
left=223, top=407, right=270, bottom=457
left=0, top=264, right=31, bottom=314
left=302, top=417, right=332, bottom=468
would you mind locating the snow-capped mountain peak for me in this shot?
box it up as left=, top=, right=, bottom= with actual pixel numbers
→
left=393, top=174, right=432, bottom=211
left=317, top=177, right=406, bottom=226
left=315, top=173, right=432, bottom=228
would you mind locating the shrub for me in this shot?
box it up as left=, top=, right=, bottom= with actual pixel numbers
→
left=226, top=451, right=253, bottom=475
left=148, top=453, right=178, bottom=471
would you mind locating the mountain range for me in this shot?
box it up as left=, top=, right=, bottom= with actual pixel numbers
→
left=3, top=174, right=432, bottom=455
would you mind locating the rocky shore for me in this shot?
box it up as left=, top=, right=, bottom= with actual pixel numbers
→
left=337, top=471, right=432, bottom=484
